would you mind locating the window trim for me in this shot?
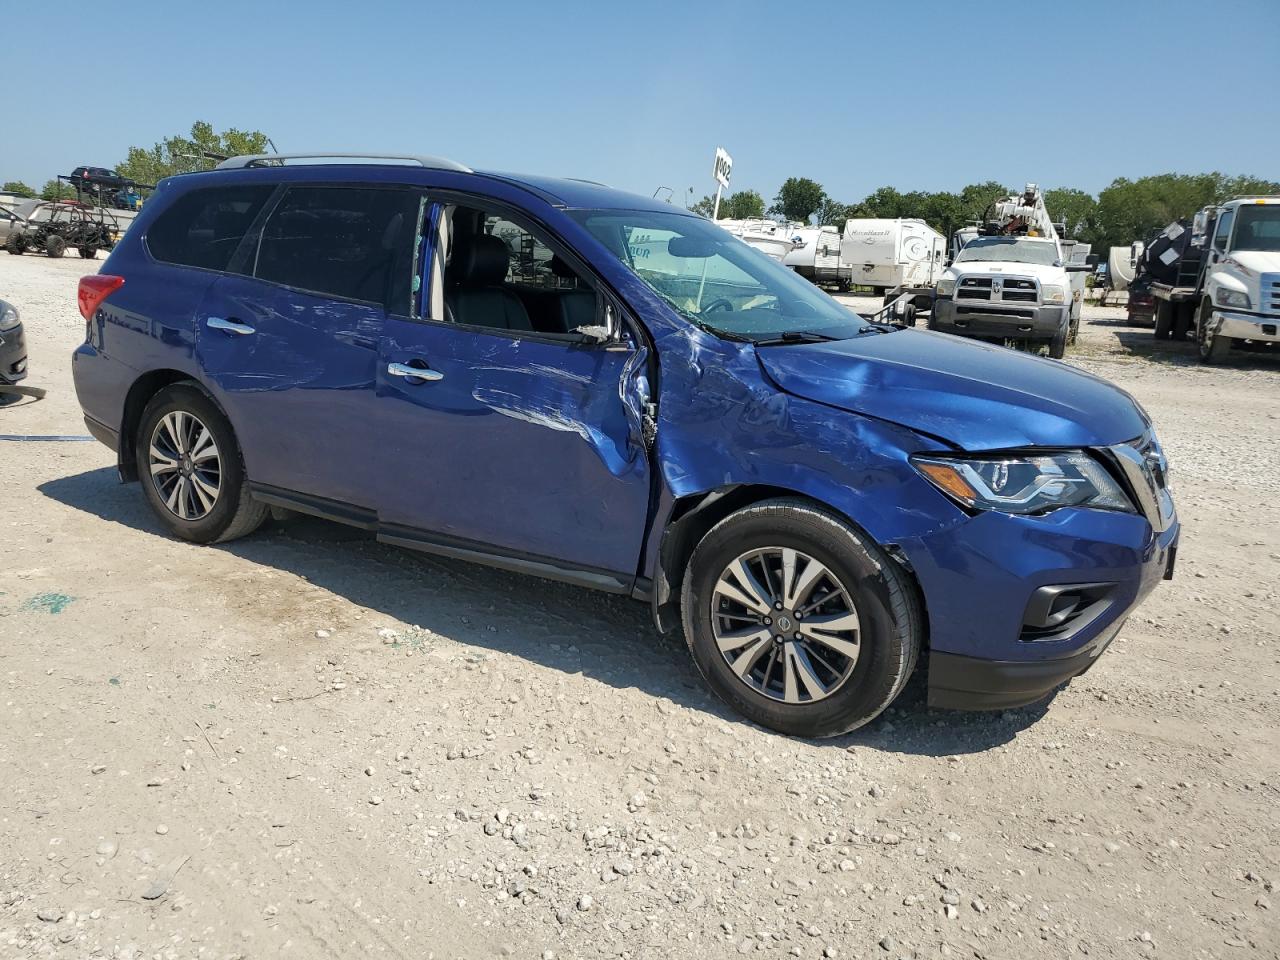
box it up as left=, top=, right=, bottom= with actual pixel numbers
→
left=1213, top=209, right=1235, bottom=253
left=141, top=183, right=280, bottom=277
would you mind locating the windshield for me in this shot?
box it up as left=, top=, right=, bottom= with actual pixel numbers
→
left=569, top=208, right=868, bottom=342
left=1233, top=205, right=1280, bottom=253
left=955, top=236, right=1060, bottom=266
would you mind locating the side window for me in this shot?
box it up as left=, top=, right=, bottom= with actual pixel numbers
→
left=147, top=186, right=274, bottom=271
left=1213, top=209, right=1234, bottom=252
left=255, top=186, right=419, bottom=312
left=427, top=203, right=596, bottom=336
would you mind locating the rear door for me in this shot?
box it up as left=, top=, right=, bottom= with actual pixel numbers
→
left=195, top=183, right=420, bottom=509
left=374, top=199, right=652, bottom=585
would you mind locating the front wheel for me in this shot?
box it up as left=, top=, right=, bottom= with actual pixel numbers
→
left=681, top=499, right=922, bottom=738
left=1197, top=299, right=1232, bottom=364
left=45, top=234, right=66, bottom=258
left=135, top=383, right=268, bottom=543
left=1047, top=322, right=1068, bottom=359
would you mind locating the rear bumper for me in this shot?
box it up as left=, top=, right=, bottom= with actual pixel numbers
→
left=1215, top=309, right=1280, bottom=343
left=0, top=324, right=28, bottom=384
left=932, top=298, right=1066, bottom=339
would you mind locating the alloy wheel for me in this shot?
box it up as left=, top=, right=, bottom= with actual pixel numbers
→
left=711, top=547, right=860, bottom=704
left=149, top=411, right=222, bottom=521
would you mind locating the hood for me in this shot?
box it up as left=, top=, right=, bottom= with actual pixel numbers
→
left=946, top=260, right=1065, bottom=283
left=756, top=330, right=1147, bottom=449
left=1225, top=250, right=1280, bottom=276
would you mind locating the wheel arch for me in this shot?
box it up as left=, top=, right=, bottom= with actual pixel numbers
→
left=117, top=370, right=228, bottom=481
left=650, top=483, right=927, bottom=644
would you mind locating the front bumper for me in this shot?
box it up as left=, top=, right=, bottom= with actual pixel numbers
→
left=901, top=504, right=1179, bottom=711
left=1214, top=309, right=1280, bottom=343
left=0, top=324, right=28, bottom=384
left=932, top=297, right=1067, bottom=340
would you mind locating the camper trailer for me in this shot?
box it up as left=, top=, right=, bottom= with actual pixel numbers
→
left=783, top=225, right=847, bottom=287
left=841, top=218, right=945, bottom=294
left=717, top=218, right=797, bottom=262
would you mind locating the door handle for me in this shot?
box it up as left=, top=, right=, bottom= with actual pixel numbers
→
left=387, top=361, right=443, bottom=382
left=207, top=317, right=255, bottom=336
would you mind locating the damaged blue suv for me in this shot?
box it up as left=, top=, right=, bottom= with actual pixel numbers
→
left=71, top=154, right=1178, bottom=737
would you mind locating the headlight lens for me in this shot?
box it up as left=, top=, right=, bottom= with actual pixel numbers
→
left=1216, top=288, right=1250, bottom=309
left=912, top=451, right=1133, bottom=516
left=0, top=302, right=19, bottom=332
left=1042, top=284, right=1066, bottom=304
left=936, top=278, right=956, bottom=297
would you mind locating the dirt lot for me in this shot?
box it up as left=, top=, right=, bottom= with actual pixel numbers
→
left=2, top=254, right=1278, bottom=960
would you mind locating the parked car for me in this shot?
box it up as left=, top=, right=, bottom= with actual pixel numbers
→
left=1127, top=276, right=1156, bottom=325
left=0, top=298, right=28, bottom=394
left=71, top=166, right=134, bottom=194
left=71, top=154, right=1179, bottom=737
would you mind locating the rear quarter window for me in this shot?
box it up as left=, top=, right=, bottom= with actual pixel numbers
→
left=146, top=185, right=275, bottom=272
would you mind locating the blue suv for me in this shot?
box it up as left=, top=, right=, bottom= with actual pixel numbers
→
left=71, top=154, right=1178, bottom=737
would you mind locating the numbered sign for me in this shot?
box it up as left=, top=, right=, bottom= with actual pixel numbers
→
left=713, top=148, right=733, bottom=189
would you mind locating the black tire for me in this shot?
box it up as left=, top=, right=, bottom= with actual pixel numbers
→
left=1154, top=300, right=1172, bottom=339
left=1048, top=321, right=1067, bottom=359
left=1068, top=311, right=1080, bottom=345
left=5, top=235, right=22, bottom=255
left=1172, top=302, right=1193, bottom=340
left=135, top=383, right=268, bottom=544
left=45, top=234, right=66, bottom=258
left=78, top=246, right=96, bottom=259
left=1197, top=299, right=1232, bottom=364
left=681, top=498, right=922, bottom=738
left=900, top=303, right=918, bottom=327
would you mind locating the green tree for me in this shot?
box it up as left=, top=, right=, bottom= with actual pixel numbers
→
left=815, top=197, right=854, bottom=226
left=1044, top=187, right=1098, bottom=240
left=2, top=181, right=36, bottom=198
left=689, top=194, right=717, bottom=218
left=116, top=121, right=272, bottom=185
left=770, top=177, right=826, bottom=223
left=722, top=189, right=766, bottom=219
left=40, top=178, right=76, bottom=201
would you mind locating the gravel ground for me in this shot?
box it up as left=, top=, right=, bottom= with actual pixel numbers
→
left=2, top=254, right=1278, bottom=960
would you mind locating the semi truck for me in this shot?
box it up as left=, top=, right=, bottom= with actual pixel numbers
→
left=1145, top=197, right=1280, bottom=363
left=930, top=183, right=1091, bottom=358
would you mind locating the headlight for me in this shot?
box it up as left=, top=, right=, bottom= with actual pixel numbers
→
left=0, top=302, right=18, bottom=332
left=912, top=451, right=1133, bottom=516
left=1216, top=288, right=1250, bottom=309
left=936, top=278, right=956, bottom=297
left=1042, top=284, right=1066, bottom=304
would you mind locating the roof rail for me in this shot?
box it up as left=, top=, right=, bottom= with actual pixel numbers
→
left=215, top=152, right=472, bottom=173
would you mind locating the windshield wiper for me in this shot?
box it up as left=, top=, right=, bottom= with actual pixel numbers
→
left=753, top=330, right=842, bottom=347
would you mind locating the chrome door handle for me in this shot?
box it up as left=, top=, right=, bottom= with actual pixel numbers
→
left=387, top=362, right=443, bottom=381
left=207, top=317, right=255, bottom=336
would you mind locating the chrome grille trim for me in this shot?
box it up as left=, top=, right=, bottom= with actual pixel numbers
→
left=1103, top=431, right=1174, bottom=533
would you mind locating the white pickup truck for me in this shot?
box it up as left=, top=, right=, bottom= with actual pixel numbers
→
left=930, top=234, right=1088, bottom=358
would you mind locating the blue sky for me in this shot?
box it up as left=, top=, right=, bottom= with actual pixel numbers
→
left=5, top=0, right=1278, bottom=204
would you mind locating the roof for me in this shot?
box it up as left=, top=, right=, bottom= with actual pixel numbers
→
left=477, top=171, right=692, bottom=214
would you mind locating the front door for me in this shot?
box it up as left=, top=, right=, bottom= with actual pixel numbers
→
left=375, top=201, right=652, bottom=586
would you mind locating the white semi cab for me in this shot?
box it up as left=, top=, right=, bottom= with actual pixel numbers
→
left=930, top=184, right=1088, bottom=358
left=840, top=218, right=945, bottom=294
left=784, top=225, right=847, bottom=287
left=1193, top=197, right=1280, bottom=362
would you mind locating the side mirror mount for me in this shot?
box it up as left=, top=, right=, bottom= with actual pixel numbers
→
left=574, top=301, right=622, bottom=345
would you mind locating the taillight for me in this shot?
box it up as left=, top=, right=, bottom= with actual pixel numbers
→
left=78, top=275, right=124, bottom=320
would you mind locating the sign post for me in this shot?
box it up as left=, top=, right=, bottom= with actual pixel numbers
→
left=698, top=147, right=734, bottom=309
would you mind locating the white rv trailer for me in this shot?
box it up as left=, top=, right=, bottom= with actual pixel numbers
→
left=717, top=218, right=797, bottom=262
left=840, top=218, right=946, bottom=293
left=783, top=225, right=847, bottom=286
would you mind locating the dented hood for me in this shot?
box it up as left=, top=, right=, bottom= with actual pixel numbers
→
left=756, top=330, right=1147, bottom=450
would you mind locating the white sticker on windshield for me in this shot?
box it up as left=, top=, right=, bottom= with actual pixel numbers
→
left=1164, top=223, right=1185, bottom=241
left=1159, top=248, right=1179, bottom=265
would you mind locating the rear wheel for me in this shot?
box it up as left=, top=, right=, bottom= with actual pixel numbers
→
left=45, top=234, right=66, bottom=258
left=681, top=499, right=921, bottom=738
left=78, top=246, right=97, bottom=259
left=5, top=235, right=22, bottom=255
left=135, top=383, right=268, bottom=543
left=1154, top=299, right=1173, bottom=339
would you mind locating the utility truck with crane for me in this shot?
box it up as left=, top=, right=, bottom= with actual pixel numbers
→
left=930, top=184, right=1091, bottom=358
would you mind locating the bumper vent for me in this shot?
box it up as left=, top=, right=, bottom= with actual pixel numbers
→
left=1021, top=582, right=1116, bottom=641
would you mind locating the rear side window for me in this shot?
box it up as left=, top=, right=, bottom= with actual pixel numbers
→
left=254, top=186, right=419, bottom=310
left=146, top=186, right=274, bottom=271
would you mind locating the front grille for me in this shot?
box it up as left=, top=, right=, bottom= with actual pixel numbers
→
left=956, top=305, right=1035, bottom=318
left=955, top=274, right=1040, bottom=305
left=1263, top=274, right=1280, bottom=316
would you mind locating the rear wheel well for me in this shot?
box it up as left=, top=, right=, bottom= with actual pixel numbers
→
left=118, top=370, right=203, bottom=481
left=652, top=485, right=926, bottom=643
